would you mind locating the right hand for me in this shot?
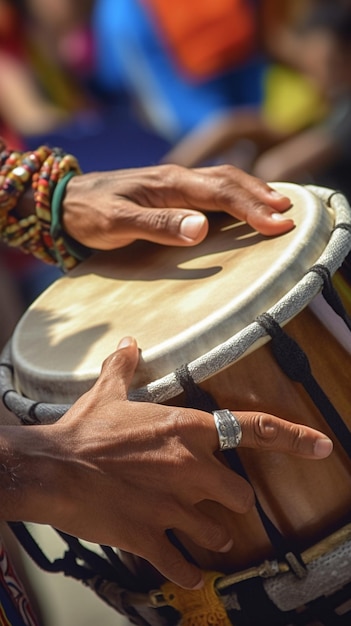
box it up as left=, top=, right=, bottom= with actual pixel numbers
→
left=62, top=163, right=294, bottom=250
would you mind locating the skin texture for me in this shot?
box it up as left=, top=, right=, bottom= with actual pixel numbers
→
left=0, top=338, right=333, bottom=589
left=61, top=163, right=294, bottom=249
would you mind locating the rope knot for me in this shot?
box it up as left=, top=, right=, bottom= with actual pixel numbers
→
left=256, top=313, right=311, bottom=383
left=161, top=572, right=231, bottom=626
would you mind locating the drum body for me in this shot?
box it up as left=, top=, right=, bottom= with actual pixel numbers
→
left=3, top=183, right=351, bottom=621
left=173, top=305, right=351, bottom=572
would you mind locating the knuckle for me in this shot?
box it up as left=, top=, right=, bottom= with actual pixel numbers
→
left=147, top=210, right=174, bottom=233
left=290, top=426, right=306, bottom=453
left=197, top=523, right=228, bottom=551
left=155, top=163, right=187, bottom=190
left=252, top=414, right=305, bottom=454
left=99, top=209, right=115, bottom=231
left=240, top=487, right=256, bottom=513
left=101, top=346, right=130, bottom=375
left=164, top=557, right=201, bottom=589
left=161, top=162, right=185, bottom=178
left=213, top=163, right=238, bottom=178
left=253, top=414, right=280, bottom=448
left=246, top=198, right=267, bottom=217
left=165, top=407, right=196, bottom=435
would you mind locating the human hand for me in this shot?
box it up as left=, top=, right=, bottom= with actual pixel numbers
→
left=62, top=164, right=294, bottom=250
left=10, top=336, right=331, bottom=590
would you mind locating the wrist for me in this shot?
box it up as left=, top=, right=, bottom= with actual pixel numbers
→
left=51, top=172, right=92, bottom=262
left=0, top=424, right=69, bottom=524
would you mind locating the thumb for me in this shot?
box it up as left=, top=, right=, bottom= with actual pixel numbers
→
left=95, top=336, right=140, bottom=400
left=118, top=208, right=209, bottom=247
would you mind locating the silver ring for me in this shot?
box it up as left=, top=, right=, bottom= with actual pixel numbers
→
left=213, top=410, right=242, bottom=450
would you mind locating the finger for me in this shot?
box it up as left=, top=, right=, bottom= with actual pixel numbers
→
left=114, top=197, right=292, bottom=244
left=158, top=164, right=294, bottom=236
left=112, top=205, right=210, bottom=247
left=197, top=170, right=294, bottom=236
left=233, top=412, right=333, bottom=459
left=234, top=189, right=294, bottom=236
left=172, top=507, right=234, bottom=554
left=94, top=336, right=140, bottom=399
left=196, top=165, right=292, bottom=210
left=145, top=534, right=204, bottom=590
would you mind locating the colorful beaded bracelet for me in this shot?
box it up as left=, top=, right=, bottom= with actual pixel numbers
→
left=0, top=142, right=84, bottom=271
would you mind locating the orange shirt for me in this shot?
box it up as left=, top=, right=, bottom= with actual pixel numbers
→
left=140, top=0, right=257, bottom=79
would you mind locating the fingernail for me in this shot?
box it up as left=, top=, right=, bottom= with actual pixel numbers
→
left=269, top=189, right=286, bottom=199
left=271, top=212, right=291, bottom=222
left=191, top=577, right=204, bottom=591
left=218, top=538, right=233, bottom=553
left=117, top=336, right=134, bottom=349
left=314, top=438, right=333, bottom=458
left=180, top=215, right=207, bottom=240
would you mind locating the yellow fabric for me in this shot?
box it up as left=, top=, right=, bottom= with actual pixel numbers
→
left=26, top=39, right=85, bottom=112
left=263, top=64, right=328, bottom=133
left=161, top=571, right=231, bottom=626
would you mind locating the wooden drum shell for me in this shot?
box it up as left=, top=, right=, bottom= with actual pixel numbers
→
left=171, top=306, right=351, bottom=574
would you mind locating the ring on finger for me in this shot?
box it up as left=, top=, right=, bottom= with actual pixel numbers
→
left=213, top=409, right=242, bottom=450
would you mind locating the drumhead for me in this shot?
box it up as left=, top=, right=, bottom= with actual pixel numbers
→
left=11, top=182, right=334, bottom=404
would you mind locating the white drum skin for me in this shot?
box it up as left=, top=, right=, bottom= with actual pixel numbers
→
left=11, top=182, right=333, bottom=403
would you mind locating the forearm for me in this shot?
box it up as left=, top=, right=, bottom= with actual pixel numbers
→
left=163, top=110, right=284, bottom=167
left=253, top=128, right=338, bottom=182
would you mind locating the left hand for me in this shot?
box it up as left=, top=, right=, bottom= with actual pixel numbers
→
left=62, top=163, right=294, bottom=249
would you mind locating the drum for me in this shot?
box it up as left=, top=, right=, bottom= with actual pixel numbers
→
left=2, top=183, right=351, bottom=626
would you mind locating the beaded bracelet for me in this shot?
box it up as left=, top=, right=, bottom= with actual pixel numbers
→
left=51, top=171, right=92, bottom=265
left=0, top=142, right=83, bottom=271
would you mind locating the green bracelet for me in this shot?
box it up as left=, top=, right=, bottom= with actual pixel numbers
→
left=51, top=171, right=92, bottom=262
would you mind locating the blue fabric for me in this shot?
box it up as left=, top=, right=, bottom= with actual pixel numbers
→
left=93, top=0, right=267, bottom=141
left=0, top=585, right=31, bottom=626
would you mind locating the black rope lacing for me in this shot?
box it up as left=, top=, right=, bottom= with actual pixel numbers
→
left=56, top=530, right=139, bottom=589
left=256, top=312, right=351, bottom=459
left=309, top=263, right=351, bottom=331
left=174, top=255, right=351, bottom=575
left=7, top=523, right=139, bottom=592
left=7, top=522, right=93, bottom=580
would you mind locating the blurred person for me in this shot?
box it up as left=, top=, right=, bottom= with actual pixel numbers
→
left=91, top=0, right=267, bottom=143
left=0, top=0, right=69, bottom=138
left=14, top=0, right=96, bottom=88
left=164, top=2, right=351, bottom=203
left=162, top=0, right=329, bottom=168
left=246, top=2, right=351, bottom=317
left=0, top=0, right=90, bottom=334
left=252, top=2, right=351, bottom=196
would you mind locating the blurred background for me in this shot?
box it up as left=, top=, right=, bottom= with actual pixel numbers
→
left=2, top=0, right=351, bottom=336
left=1, top=0, right=351, bottom=623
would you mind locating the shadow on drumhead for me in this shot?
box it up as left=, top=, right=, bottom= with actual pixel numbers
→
left=14, top=306, right=110, bottom=379
left=63, top=214, right=271, bottom=283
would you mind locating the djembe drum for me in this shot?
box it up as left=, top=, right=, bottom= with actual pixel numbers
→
left=1, top=183, right=351, bottom=626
